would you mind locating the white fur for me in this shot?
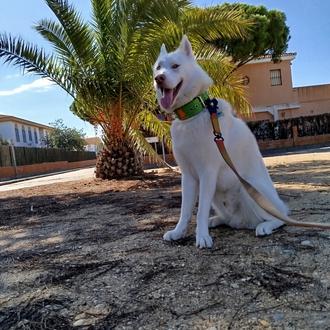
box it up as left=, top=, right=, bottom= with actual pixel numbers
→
left=153, top=36, right=288, bottom=248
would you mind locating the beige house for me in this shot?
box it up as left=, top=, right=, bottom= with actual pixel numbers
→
left=237, top=53, right=330, bottom=121
left=84, top=136, right=102, bottom=153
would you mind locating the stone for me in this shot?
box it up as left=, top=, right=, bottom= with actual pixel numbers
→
left=73, top=318, right=93, bottom=327
left=301, top=240, right=313, bottom=247
left=258, top=319, right=270, bottom=327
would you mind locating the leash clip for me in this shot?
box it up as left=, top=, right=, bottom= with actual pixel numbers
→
left=213, top=133, right=224, bottom=141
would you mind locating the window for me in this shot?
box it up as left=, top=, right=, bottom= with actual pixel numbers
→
left=15, top=124, right=20, bottom=142
left=39, top=128, right=45, bottom=145
left=39, top=128, right=44, bottom=138
left=270, top=69, right=282, bottom=86
left=28, top=127, right=33, bottom=141
left=34, top=128, right=38, bottom=144
left=22, top=125, right=27, bottom=143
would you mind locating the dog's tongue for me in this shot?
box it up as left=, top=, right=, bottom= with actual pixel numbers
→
left=160, top=89, right=174, bottom=109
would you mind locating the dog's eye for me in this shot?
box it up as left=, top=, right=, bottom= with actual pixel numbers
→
left=156, top=65, right=161, bottom=70
left=172, top=64, right=180, bottom=69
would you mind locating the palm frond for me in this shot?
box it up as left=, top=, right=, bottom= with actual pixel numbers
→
left=0, top=33, right=74, bottom=96
left=34, top=19, right=77, bottom=64
left=135, top=109, right=172, bottom=149
left=91, top=0, right=112, bottom=64
left=183, top=6, right=251, bottom=42
left=45, top=0, right=95, bottom=66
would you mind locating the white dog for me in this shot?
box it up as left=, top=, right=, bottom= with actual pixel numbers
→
left=153, top=36, right=288, bottom=248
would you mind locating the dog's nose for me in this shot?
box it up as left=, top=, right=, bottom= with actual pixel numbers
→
left=155, top=74, right=165, bottom=85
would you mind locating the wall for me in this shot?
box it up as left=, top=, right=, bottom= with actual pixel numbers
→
left=294, top=84, right=330, bottom=117
left=277, top=108, right=298, bottom=120
left=257, top=132, right=330, bottom=150
left=244, top=111, right=273, bottom=122
left=0, top=159, right=96, bottom=181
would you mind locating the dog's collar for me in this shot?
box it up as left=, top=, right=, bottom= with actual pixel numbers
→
left=174, top=91, right=209, bottom=120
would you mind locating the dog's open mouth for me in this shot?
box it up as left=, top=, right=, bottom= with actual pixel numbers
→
left=160, top=80, right=183, bottom=109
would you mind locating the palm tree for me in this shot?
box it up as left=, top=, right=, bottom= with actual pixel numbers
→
left=0, top=0, right=251, bottom=179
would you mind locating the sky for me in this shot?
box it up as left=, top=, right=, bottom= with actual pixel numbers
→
left=0, top=0, right=329, bottom=136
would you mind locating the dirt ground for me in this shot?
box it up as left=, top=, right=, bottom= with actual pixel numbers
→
left=0, top=151, right=329, bottom=330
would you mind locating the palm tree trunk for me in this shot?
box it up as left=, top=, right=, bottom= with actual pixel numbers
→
left=95, top=121, right=143, bottom=179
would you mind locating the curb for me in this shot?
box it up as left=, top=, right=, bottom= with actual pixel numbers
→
left=0, top=166, right=95, bottom=186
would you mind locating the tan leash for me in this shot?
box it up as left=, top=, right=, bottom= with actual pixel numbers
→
left=206, top=98, right=330, bottom=229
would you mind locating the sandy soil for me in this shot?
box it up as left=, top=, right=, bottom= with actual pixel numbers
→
left=0, top=152, right=329, bottom=330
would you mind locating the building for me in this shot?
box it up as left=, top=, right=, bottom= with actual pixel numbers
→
left=237, top=53, right=330, bottom=121
left=84, top=136, right=102, bottom=153
left=0, top=115, right=52, bottom=147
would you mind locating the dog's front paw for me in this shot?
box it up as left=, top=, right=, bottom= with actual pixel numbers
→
left=196, top=233, right=213, bottom=249
left=163, top=229, right=185, bottom=241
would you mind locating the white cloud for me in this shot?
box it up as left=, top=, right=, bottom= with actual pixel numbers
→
left=0, top=78, right=55, bottom=96
left=4, top=73, right=21, bottom=79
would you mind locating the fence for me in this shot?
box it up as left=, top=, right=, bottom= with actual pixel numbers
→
left=0, top=146, right=96, bottom=168
left=247, top=113, right=330, bottom=141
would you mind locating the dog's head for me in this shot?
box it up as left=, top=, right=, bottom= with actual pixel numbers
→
left=153, top=35, right=213, bottom=113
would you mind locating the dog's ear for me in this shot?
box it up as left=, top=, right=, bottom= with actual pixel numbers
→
left=160, top=43, right=167, bottom=56
left=179, top=35, right=193, bottom=58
